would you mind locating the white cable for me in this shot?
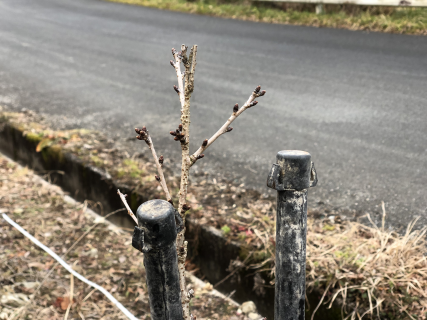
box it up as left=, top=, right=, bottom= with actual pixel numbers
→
left=2, top=213, right=139, bottom=320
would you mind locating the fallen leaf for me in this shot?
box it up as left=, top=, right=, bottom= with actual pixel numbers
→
left=36, top=137, right=54, bottom=152
left=61, top=296, right=70, bottom=310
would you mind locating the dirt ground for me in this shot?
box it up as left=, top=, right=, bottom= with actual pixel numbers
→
left=0, top=155, right=258, bottom=320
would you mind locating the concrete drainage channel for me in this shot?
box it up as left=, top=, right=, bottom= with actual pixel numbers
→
left=0, top=121, right=341, bottom=320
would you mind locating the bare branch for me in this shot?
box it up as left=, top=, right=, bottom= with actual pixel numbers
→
left=171, top=44, right=198, bottom=320
left=190, top=86, right=266, bottom=164
left=135, top=127, right=172, bottom=202
left=117, top=189, right=138, bottom=224
left=172, top=46, right=186, bottom=110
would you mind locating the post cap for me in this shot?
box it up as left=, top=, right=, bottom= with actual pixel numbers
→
left=267, top=150, right=317, bottom=191
left=136, top=199, right=178, bottom=249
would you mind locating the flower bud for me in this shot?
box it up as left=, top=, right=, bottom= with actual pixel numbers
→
left=226, top=127, right=233, bottom=132
left=159, top=155, right=164, bottom=164
left=173, top=85, right=180, bottom=93
left=197, top=154, right=205, bottom=160
left=155, top=175, right=160, bottom=182
left=178, top=124, right=183, bottom=131
left=259, top=90, right=266, bottom=96
left=254, top=85, right=261, bottom=93
left=233, top=104, right=239, bottom=113
left=249, top=101, right=258, bottom=107
left=202, top=139, right=208, bottom=147
left=170, top=131, right=177, bottom=136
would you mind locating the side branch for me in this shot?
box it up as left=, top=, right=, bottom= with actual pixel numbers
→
left=117, top=189, right=138, bottom=224
left=135, top=127, right=172, bottom=202
left=190, top=86, right=266, bottom=165
left=147, top=136, right=172, bottom=202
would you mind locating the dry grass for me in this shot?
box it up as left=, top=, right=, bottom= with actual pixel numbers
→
left=108, top=0, right=427, bottom=35
left=305, top=205, right=427, bottom=319
left=0, top=156, right=241, bottom=320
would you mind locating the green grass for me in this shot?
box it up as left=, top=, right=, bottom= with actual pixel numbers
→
left=108, top=0, right=427, bottom=34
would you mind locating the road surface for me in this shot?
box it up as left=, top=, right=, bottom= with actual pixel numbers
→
left=0, top=0, right=426, bottom=230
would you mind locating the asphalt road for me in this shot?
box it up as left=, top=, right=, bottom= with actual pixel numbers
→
left=0, top=0, right=426, bottom=230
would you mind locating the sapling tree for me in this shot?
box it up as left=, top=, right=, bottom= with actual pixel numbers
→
left=118, top=44, right=266, bottom=319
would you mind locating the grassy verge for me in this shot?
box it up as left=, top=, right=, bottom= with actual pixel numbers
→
left=108, top=0, right=427, bottom=34
left=2, top=109, right=427, bottom=319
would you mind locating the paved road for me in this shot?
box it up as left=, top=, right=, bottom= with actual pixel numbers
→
left=0, top=0, right=426, bottom=229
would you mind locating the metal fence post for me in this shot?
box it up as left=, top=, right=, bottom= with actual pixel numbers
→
left=131, top=199, right=184, bottom=320
left=267, top=150, right=317, bottom=320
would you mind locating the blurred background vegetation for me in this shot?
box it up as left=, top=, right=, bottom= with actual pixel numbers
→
left=110, top=0, right=427, bottom=34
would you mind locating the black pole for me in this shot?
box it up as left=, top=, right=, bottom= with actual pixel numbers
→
left=131, top=199, right=183, bottom=320
left=267, top=150, right=317, bottom=320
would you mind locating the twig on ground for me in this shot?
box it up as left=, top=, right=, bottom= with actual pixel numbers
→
left=311, top=282, right=332, bottom=320
left=64, top=273, right=74, bottom=320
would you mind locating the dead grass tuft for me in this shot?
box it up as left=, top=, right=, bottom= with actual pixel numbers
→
left=306, top=204, right=427, bottom=319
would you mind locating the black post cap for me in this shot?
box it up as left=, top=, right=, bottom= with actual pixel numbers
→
left=267, top=150, right=317, bottom=191
left=136, top=199, right=178, bottom=249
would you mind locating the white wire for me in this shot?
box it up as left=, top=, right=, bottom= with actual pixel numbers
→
left=2, top=213, right=139, bottom=320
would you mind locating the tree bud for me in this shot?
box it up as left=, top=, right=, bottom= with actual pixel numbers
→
left=173, top=85, right=180, bottom=93
left=182, top=204, right=191, bottom=212
left=136, top=135, right=143, bottom=140
left=202, top=139, right=208, bottom=147
left=197, top=154, right=205, bottom=160
left=141, top=126, right=147, bottom=132
left=249, top=100, right=258, bottom=107
left=155, top=175, right=160, bottom=182
left=159, top=155, right=164, bottom=164
left=226, top=127, right=233, bottom=132
left=170, top=60, right=175, bottom=67
left=174, top=136, right=180, bottom=141
left=254, top=85, right=261, bottom=93
left=135, top=128, right=140, bottom=134
left=178, top=124, right=183, bottom=131
left=233, top=103, right=239, bottom=113
left=171, top=48, right=177, bottom=55
left=259, top=90, right=266, bottom=96
left=170, top=131, right=177, bottom=136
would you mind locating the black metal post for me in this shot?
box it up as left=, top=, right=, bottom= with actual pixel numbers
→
left=131, top=199, right=183, bottom=320
left=267, top=150, right=317, bottom=320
